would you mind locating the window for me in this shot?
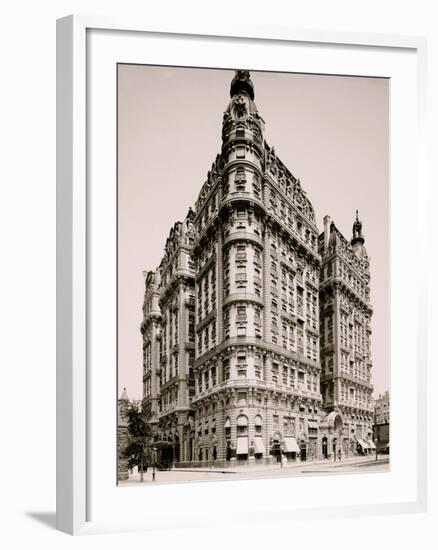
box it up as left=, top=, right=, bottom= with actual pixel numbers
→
left=238, top=392, right=246, bottom=405
left=255, top=415, right=262, bottom=434
left=204, top=370, right=209, bottom=390
left=253, top=175, right=261, bottom=197
left=224, top=359, right=230, bottom=380
left=224, top=417, right=231, bottom=437
left=235, top=271, right=247, bottom=287
left=236, top=245, right=247, bottom=261
left=237, top=351, right=247, bottom=374
left=237, top=415, right=248, bottom=434
left=237, top=306, right=247, bottom=322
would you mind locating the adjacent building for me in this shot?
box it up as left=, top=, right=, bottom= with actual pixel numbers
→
left=319, top=213, right=375, bottom=457
left=139, top=70, right=378, bottom=465
left=141, top=211, right=196, bottom=463
left=373, top=390, right=390, bottom=453
left=374, top=390, right=390, bottom=424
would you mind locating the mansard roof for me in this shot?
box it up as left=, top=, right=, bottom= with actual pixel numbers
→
left=160, top=208, right=196, bottom=267
left=264, top=142, right=316, bottom=225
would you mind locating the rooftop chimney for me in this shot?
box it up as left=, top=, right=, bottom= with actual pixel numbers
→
left=323, top=215, right=331, bottom=251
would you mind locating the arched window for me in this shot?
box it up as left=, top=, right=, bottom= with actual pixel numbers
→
left=237, top=415, right=248, bottom=435
left=254, top=415, right=263, bottom=434
left=224, top=416, right=231, bottom=438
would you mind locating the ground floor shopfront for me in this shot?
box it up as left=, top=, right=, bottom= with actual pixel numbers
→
left=149, top=408, right=375, bottom=468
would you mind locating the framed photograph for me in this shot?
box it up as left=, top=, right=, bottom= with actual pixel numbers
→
left=57, top=15, right=427, bottom=535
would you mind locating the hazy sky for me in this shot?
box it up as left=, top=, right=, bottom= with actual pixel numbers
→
left=118, top=65, right=389, bottom=401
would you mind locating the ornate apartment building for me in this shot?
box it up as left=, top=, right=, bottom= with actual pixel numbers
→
left=141, top=211, right=196, bottom=463
left=319, top=213, right=375, bottom=457
left=139, top=70, right=375, bottom=465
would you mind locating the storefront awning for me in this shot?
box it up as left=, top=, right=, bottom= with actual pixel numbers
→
left=357, top=439, right=369, bottom=449
left=237, top=436, right=248, bottom=455
left=254, top=437, right=265, bottom=455
left=283, top=437, right=300, bottom=453
left=308, top=420, right=318, bottom=429
left=367, top=440, right=376, bottom=449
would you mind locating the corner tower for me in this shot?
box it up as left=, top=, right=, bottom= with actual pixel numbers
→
left=191, top=71, right=322, bottom=466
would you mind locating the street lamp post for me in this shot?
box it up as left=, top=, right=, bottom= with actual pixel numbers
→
left=152, top=447, right=158, bottom=481
left=374, top=435, right=379, bottom=462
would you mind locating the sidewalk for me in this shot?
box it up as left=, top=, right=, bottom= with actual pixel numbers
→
left=171, top=454, right=385, bottom=474
left=120, top=455, right=389, bottom=485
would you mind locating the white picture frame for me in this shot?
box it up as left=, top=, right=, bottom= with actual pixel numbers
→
left=56, top=14, right=428, bottom=535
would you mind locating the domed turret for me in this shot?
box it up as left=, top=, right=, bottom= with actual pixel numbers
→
left=224, top=70, right=259, bottom=122
left=351, top=210, right=368, bottom=258
left=230, top=70, right=255, bottom=100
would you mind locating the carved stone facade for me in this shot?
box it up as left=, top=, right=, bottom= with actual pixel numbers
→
left=318, top=213, right=375, bottom=457
left=140, top=70, right=375, bottom=465
left=141, top=210, right=196, bottom=463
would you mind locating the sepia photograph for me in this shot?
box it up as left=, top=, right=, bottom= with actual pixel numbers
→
left=116, top=65, right=390, bottom=485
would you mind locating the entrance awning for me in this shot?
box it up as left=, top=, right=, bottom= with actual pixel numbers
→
left=308, top=420, right=318, bottom=429
left=254, top=437, right=265, bottom=455
left=237, top=437, right=248, bottom=455
left=357, top=439, right=369, bottom=449
left=224, top=417, right=231, bottom=428
left=283, top=437, right=300, bottom=453
left=367, top=440, right=376, bottom=449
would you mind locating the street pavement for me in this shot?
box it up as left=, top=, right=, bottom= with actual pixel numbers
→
left=119, top=455, right=389, bottom=486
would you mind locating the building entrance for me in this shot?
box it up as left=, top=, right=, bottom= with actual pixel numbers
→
left=322, top=437, right=328, bottom=459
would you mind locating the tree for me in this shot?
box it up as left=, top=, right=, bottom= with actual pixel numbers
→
left=123, top=399, right=152, bottom=482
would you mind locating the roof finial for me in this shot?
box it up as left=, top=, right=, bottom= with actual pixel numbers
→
left=230, top=70, right=255, bottom=100
left=352, top=210, right=365, bottom=251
